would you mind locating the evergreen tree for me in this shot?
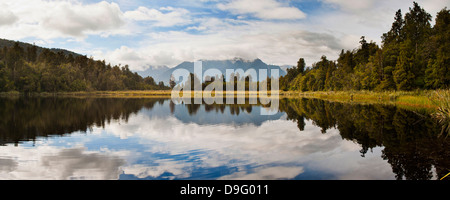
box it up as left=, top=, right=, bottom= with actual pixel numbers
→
left=0, top=40, right=169, bottom=92
left=281, top=2, right=447, bottom=92
left=393, top=45, right=415, bottom=90
left=403, top=2, right=432, bottom=53
left=425, top=8, right=450, bottom=88
left=297, top=58, right=305, bottom=74
left=382, top=9, right=405, bottom=45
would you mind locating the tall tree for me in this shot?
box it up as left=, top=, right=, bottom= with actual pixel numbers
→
left=425, top=8, right=450, bottom=88
left=403, top=2, right=432, bottom=53
left=393, top=44, right=415, bottom=90
left=382, top=9, right=405, bottom=45
left=297, top=58, right=306, bottom=74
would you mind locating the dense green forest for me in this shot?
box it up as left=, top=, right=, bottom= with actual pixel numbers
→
left=280, top=2, right=449, bottom=91
left=0, top=40, right=169, bottom=93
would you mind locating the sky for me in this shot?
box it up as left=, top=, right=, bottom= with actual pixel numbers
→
left=0, top=0, right=448, bottom=71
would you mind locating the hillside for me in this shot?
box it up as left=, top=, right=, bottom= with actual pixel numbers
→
left=0, top=39, right=169, bottom=93
left=0, top=38, right=82, bottom=58
left=280, top=3, right=449, bottom=91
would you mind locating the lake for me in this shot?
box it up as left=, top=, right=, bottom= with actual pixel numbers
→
left=0, top=97, right=448, bottom=180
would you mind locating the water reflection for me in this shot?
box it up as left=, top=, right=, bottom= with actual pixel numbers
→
left=279, top=98, right=450, bottom=180
left=0, top=97, right=448, bottom=180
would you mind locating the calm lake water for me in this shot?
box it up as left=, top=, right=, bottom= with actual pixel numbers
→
left=0, top=97, right=448, bottom=180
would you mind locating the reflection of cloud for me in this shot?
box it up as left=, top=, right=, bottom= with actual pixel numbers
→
left=219, top=166, right=304, bottom=180
left=0, top=146, right=126, bottom=180
left=101, top=112, right=393, bottom=180
left=0, top=105, right=395, bottom=180
left=0, top=158, right=18, bottom=172
left=41, top=148, right=125, bottom=180
left=124, top=160, right=192, bottom=180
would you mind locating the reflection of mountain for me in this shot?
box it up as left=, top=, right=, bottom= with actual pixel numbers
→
left=279, top=98, right=450, bottom=180
left=138, top=100, right=284, bottom=126
left=174, top=103, right=283, bottom=126
left=1, top=97, right=448, bottom=180
left=0, top=98, right=281, bottom=145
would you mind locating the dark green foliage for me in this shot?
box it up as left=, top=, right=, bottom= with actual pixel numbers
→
left=425, top=8, right=450, bottom=89
left=279, top=58, right=306, bottom=91
left=0, top=40, right=169, bottom=93
left=282, top=2, right=449, bottom=91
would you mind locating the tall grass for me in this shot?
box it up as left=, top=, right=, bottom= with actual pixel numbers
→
left=430, top=90, right=450, bottom=136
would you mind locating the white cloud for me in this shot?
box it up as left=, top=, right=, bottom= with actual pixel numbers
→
left=98, top=46, right=149, bottom=71
left=42, top=1, right=125, bottom=37
left=124, top=6, right=192, bottom=27
left=218, top=0, right=306, bottom=20
left=317, top=0, right=450, bottom=37
left=2, top=0, right=447, bottom=70
left=98, top=0, right=448, bottom=69
left=0, top=0, right=127, bottom=39
left=96, top=18, right=344, bottom=70
left=321, top=0, right=376, bottom=13
left=0, top=3, right=18, bottom=26
left=322, top=0, right=449, bottom=16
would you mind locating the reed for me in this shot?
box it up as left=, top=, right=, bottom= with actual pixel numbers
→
left=430, top=90, right=450, bottom=136
left=286, top=90, right=439, bottom=108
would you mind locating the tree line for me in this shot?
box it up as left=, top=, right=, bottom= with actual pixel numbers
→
left=280, top=2, right=449, bottom=91
left=0, top=41, right=169, bottom=93
left=171, top=72, right=274, bottom=91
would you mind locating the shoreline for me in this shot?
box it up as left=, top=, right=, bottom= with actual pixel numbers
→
left=279, top=90, right=440, bottom=109
left=0, top=90, right=445, bottom=110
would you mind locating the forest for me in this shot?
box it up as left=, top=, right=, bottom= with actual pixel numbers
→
left=280, top=2, right=449, bottom=92
left=0, top=40, right=169, bottom=93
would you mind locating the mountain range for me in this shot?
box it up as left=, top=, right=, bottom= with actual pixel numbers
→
left=136, top=58, right=287, bottom=85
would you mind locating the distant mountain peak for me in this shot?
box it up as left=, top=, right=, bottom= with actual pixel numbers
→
left=231, top=57, right=261, bottom=63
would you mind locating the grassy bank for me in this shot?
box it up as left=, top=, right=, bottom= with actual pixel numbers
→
left=430, top=90, right=450, bottom=135
left=0, top=90, right=173, bottom=98
left=279, top=90, right=449, bottom=110
left=1, top=89, right=447, bottom=110
left=0, top=90, right=280, bottom=98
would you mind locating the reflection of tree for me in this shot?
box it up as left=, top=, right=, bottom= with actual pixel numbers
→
left=0, top=97, right=161, bottom=146
left=181, top=97, right=256, bottom=116
left=185, top=103, right=201, bottom=115
left=2, top=97, right=449, bottom=180
left=280, top=98, right=450, bottom=180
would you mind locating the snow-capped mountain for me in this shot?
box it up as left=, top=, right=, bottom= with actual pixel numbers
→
left=137, top=58, right=286, bottom=85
